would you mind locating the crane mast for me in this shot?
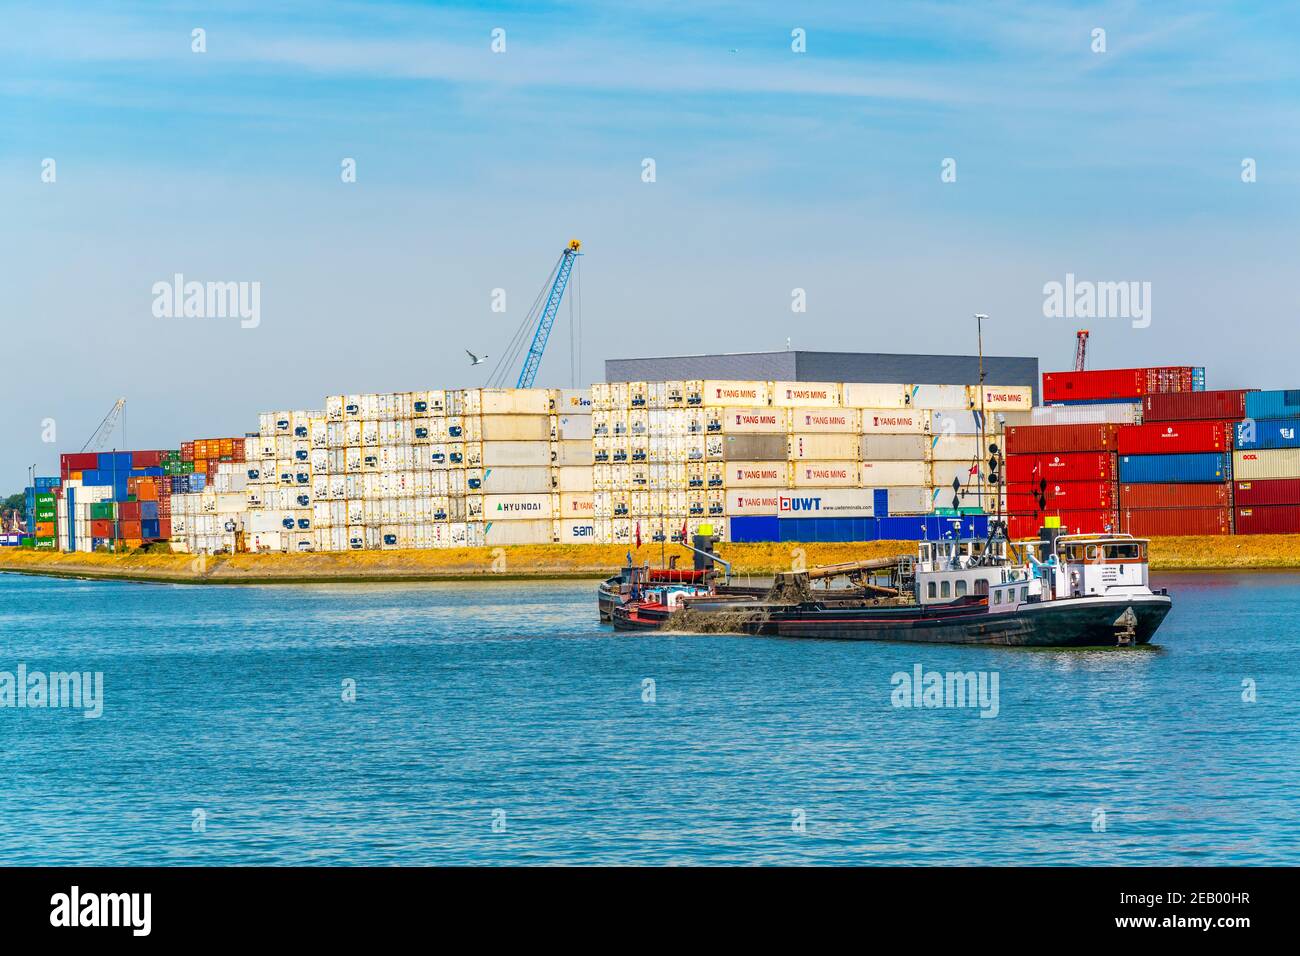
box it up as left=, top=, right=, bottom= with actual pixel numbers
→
left=1074, top=329, right=1089, bottom=372
left=516, top=240, right=581, bottom=389
left=81, top=397, right=126, bottom=452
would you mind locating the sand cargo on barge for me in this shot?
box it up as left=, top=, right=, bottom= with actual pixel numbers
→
left=605, top=527, right=1172, bottom=647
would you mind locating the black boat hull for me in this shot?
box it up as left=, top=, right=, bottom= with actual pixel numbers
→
left=612, top=593, right=1172, bottom=647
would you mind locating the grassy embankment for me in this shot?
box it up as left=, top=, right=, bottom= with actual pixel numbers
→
left=1, top=536, right=1299, bottom=584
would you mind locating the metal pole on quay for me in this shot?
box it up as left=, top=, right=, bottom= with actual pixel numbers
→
left=976, top=313, right=988, bottom=511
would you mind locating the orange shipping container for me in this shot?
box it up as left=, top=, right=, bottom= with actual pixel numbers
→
left=136, top=480, right=158, bottom=502
left=35, top=521, right=56, bottom=537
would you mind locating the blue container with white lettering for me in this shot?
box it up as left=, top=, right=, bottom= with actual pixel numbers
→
left=1235, top=418, right=1300, bottom=450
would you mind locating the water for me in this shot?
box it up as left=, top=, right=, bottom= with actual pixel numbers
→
left=1, top=570, right=1298, bottom=865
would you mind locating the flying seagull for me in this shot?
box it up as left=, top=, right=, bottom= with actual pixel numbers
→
left=466, top=350, right=488, bottom=366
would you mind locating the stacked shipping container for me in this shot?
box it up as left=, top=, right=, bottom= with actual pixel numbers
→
left=1232, top=391, right=1300, bottom=533
left=1114, top=391, right=1246, bottom=535
left=57, top=450, right=181, bottom=550
left=1004, top=424, right=1121, bottom=538
left=164, top=388, right=595, bottom=554
left=591, top=379, right=1032, bottom=545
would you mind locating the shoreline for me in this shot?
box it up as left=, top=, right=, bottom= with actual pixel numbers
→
left=4, top=535, right=1300, bottom=584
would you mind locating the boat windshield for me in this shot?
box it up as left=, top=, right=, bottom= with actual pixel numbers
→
left=1057, top=538, right=1147, bottom=564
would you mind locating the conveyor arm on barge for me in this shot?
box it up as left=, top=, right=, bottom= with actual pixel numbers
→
left=769, top=556, right=904, bottom=601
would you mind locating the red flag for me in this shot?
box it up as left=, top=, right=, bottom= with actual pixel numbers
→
left=635, top=521, right=641, bottom=549
left=681, top=520, right=688, bottom=542
left=968, top=465, right=978, bottom=476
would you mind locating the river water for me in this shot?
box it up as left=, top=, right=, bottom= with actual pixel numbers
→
left=1, top=570, right=1296, bottom=865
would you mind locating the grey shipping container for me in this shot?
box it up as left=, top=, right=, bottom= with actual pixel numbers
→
left=721, top=434, right=787, bottom=461
left=859, top=434, right=930, bottom=461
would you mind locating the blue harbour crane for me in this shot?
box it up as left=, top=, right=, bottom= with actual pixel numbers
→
left=488, top=240, right=583, bottom=389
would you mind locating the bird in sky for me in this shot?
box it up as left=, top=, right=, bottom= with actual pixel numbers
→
left=466, top=350, right=488, bottom=366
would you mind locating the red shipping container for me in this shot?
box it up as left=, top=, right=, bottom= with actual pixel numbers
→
left=1006, top=480, right=1116, bottom=513
left=1142, top=389, right=1251, bottom=422
left=1121, top=507, right=1231, bottom=536
left=1005, top=424, right=1119, bottom=455
left=1042, top=366, right=1199, bottom=403
left=180, top=442, right=195, bottom=462
left=61, top=452, right=99, bottom=475
left=118, top=500, right=142, bottom=521
left=131, top=450, right=164, bottom=468
left=1119, top=483, right=1231, bottom=509
left=1043, top=509, right=1117, bottom=534
left=1007, top=515, right=1046, bottom=540
left=1006, top=451, right=1116, bottom=483
left=1235, top=506, right=1300, bottom=534
left=159, top=519, right=172, bottom=540
left=1007, top=508, right=1116, bottom=533
left=118, top=520, right=143, bottom=539
left=1116, top=421, right=1231, bottom=455
left=1233, top=479, right=1300, bottom=507
left=90, top=519, right=114, bottom=538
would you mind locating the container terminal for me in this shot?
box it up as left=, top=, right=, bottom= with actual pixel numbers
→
left=8, top=242, right=1300, bottom=557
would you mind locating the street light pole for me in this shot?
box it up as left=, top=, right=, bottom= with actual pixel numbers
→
left=974, top=314, right=988, bottom=511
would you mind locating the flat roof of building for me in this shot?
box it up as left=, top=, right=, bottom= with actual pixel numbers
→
left=605, top=350, right=1040, bottom=400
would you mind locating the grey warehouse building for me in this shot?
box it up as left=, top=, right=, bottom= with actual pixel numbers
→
left=605, top=350, right=1041, bottom=403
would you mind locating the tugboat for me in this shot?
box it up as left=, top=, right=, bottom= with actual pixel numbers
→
left=608, top=525, right=1172, bottom=647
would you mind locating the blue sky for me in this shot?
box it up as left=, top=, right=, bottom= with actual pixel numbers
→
left=3, top=0, right=1298, bottom=483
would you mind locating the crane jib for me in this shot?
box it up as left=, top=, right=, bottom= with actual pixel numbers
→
left=516, top=246, right=580, bottom=389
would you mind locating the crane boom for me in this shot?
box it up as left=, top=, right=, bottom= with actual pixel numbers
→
left=516, top=240, right=581, bottom=389
left=81, top=398, right=126, bottom=452
left=1074, top=329, right=1089, bottom=372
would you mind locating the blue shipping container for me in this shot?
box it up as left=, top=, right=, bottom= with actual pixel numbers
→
left=879, top=515, right=989, bottom=541
left=141, top=519, right=161, bottom=539
left=141, top=500, right=160, bottom=520
left=1118, top=452, right=1229, bottom=483
left=35, top=476, right=61, bottom=491
left=727, top=516, right=779, bottom=542
left=97, top=451, right=133, bottom=472
left=778, top=517, right=880, bottom=543
left=873, top=489, right=890, bottom=517
left=731, top=514, right=990, bottom=543
left=1244, top=390, right=1300, bottom=421
left=1234, top=418, right=1300, bottom=450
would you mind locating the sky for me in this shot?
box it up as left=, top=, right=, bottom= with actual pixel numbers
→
left=3, top=0, right=1298, bottom=484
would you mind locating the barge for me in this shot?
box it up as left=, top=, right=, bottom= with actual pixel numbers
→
left=605, top=528, right=1172, bottom=647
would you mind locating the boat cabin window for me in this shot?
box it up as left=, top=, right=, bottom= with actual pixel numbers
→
left=993, top=590, right=1002, bottom=606
left=927, top=582, right=937, bottom=599
left=956, top=580, right=968, bottom=597
left=941, top=581, right=951, bottom=599
left=1104, top=542, right=1143, bottom=561
left=1020, top=586, right=1029, bottom=602
left=974, top=580, right=989, bottom=597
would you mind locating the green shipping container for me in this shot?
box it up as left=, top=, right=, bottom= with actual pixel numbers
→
left=20, top=537, right=34, bottom=547
left=90, top=502, right=116, bottom=520
left=181, top=461, right=195, bottom=474
left=34, top=537, right=56, bottom=550
left=35, top=493, right=56, bottom=506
